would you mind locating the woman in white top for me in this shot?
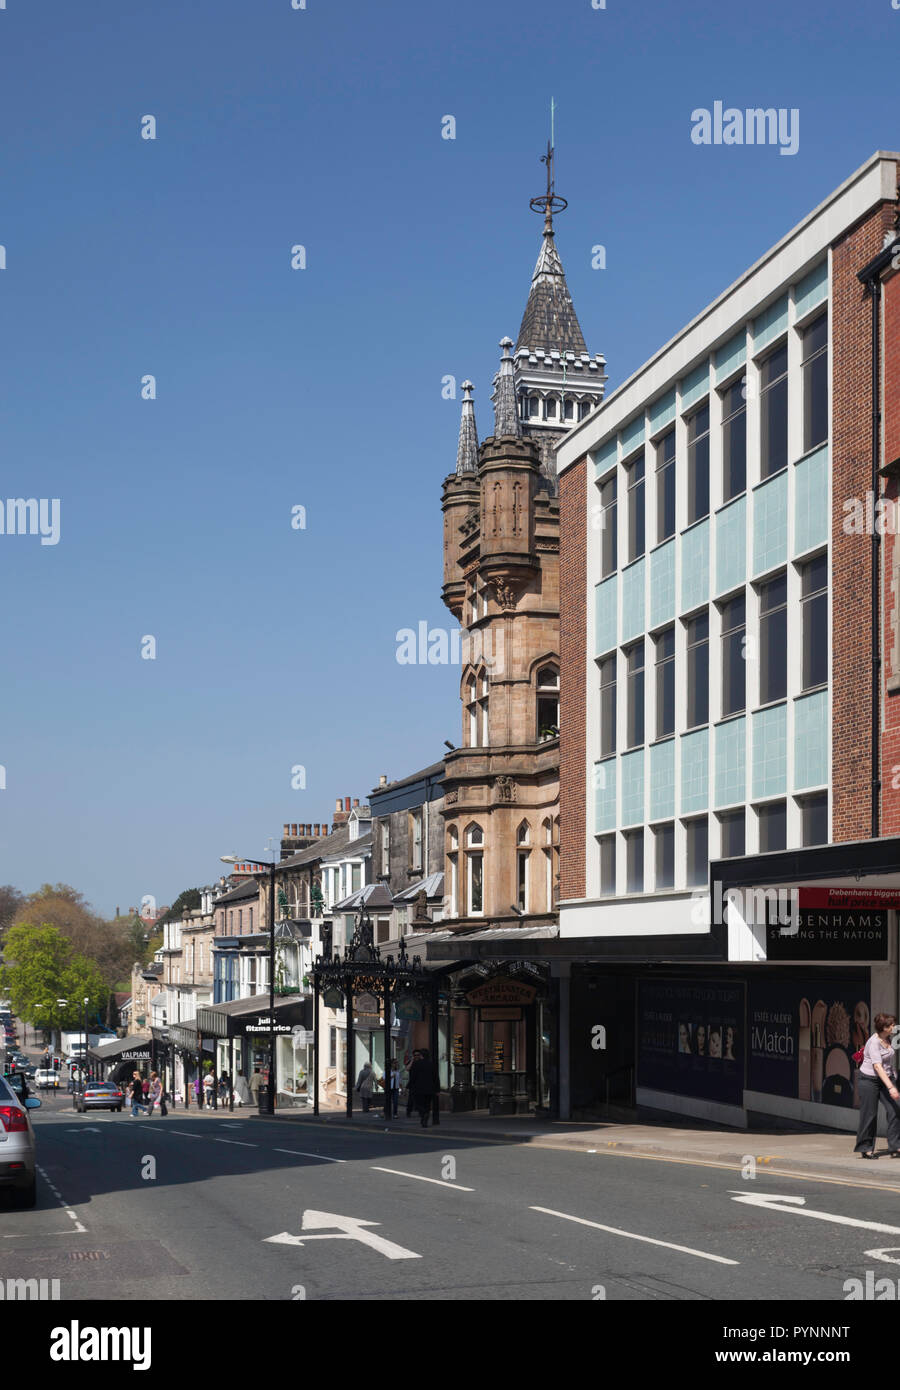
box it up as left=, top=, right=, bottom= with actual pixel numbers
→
left=854, top=1012, right=900, bottom=1158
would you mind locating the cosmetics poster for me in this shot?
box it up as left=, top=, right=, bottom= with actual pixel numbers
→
left=637, top=980, right=744, bottom=1105
left=747, top=974, right=869, bottom=1109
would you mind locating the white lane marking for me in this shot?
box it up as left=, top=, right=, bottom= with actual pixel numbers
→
left=166, top=1130, right=204, bottom=1138
left=264, top=1209, right=421, bottom=1261
left=213, top=1139, right=257, bottom=1148
left=866, top=1247, right=900, bottom=1264
left=371, top=1166, right=474, bottom=1191
left=729, top=1191, right=900, bottom=1234
left=530, top=1205, right=738, bottom=1265
left=273, top=1148, right=346, bottom=1164
left=35, top=1164, right=87, bottom=1234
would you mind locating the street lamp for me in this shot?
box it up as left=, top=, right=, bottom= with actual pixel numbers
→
left=221, top=852, right=277, bottom=1115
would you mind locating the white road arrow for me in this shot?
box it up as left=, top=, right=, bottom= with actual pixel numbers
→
left=264, top=1209, right=421, bottom=1261
left=729, top=1191, right=900, bottom=1235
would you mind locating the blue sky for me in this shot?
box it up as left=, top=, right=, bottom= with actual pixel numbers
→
left=0, top=0, right=896, bottom=916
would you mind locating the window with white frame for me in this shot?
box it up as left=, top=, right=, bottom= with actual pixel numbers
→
left=448, top=826, right=458, bottom=916
left=758, top=571, right=787, bottom=705
left=516, top=822, right=530, bottom=913
left=656, top=428, right=676, bottom=543
left=687, top=401, right=710, bottom=524
left=465, top=824, right=484, bottom=916
left=760, top=340, right=788, bottom=479
left=381, top=821, right=391, bottom=877
left=801, top=312, right=828, bottom=453
left=654, top=822, right=675, bottom=890
left=685, top=816, right=708, bottom=887
left=721, top=377, right=747, bottom=502
left=598, top=473, right=618, bottom=579
left=686, top=611, right=709, bottom=728
left=537, top=665, right=559, bottom=740
left=599, top=654, right=617, bottom=757
left=800, top=553, right=828, bottom=691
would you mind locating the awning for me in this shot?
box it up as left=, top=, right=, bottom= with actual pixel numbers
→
left=195, top=994, right=310, bottom=1039
left=89, top=1034, right=153, bottom=1063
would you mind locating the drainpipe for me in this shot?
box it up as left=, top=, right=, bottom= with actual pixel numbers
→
left=868, top=272, right=882, bottom=840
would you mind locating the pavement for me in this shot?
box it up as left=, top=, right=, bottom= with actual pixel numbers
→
left=241, top=1105, right=900, bottom=1188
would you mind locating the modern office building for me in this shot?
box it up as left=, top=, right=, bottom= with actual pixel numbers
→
left=553, top=151, right=900, bottom=1129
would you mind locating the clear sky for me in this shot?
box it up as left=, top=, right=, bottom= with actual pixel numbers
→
left=0, top=0, right=895, bottom=916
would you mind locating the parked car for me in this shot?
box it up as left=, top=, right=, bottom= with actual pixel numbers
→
left=74, top=1081, right=123, bottom=1113
left=0, top=1072, right=40, bottom=1207
left=33, top=1069, right=59, bottom=1090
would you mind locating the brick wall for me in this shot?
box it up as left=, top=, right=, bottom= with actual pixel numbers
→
left=881, top=269, right=900, bottom=833
left=831, top=195, right=895, bottom=841
left=559, top=456, right=587, bottom=899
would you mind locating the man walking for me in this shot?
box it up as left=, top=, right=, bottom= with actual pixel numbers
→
left=130, top=1071, right=149, bottom=1118
left=407, top=1048, right=438, bottom=1128
left=405, top=1050, right=420, bottom=1118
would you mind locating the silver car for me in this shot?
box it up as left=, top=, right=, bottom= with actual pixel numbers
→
left=0, top=1072, right=40, bottom=1208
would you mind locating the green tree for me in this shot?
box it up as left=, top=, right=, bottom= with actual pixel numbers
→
left=159, top=888, right=202, bottom=926
left=3, top=924, right=108, bottom=1044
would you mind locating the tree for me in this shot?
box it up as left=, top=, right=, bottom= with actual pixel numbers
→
left=12, top=885, right=136, bottom=995
left=159, top=888, right=202, bottom=926
left=0, top=885, right=24, bottom=940
left=3, top=924, right=109, bottom=1044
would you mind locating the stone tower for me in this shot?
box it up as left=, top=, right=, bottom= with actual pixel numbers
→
left=440, top=148, right=606, bottom=935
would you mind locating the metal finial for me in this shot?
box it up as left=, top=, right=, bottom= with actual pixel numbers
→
left=529, top=101, right=567, bottom=232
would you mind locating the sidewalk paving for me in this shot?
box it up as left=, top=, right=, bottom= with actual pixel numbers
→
left=243, top=1106, right=900, bottom=1187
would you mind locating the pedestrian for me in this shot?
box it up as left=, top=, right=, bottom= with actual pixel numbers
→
left=355, top=1061, right=380, bottom=1113
left=407, top=1047, right=438, bottom=1128
left=130, top=1071, right=149, bottom=1118
left=147, top=1071, right=166, bottom=1118
left=389, top=1058, right=400, bottom=1118
left=405, top=1049, right=421, bottom=1117
left=203, top=1071, right=215, bottom=1108
left=248, top=1067, right=264, bottom=1105
left=193, top=1075, right=203, bottom=1108
left=234, top=1070, right=252, bottom=1107
left=218, top=1072, right=230, bottom=1108
left=855, top=1012, right=900, bottom=1158
left=142, top=1076, right=150, bottom=1104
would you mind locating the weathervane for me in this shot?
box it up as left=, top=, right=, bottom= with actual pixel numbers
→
left=529, top=97, right=567, bottom=232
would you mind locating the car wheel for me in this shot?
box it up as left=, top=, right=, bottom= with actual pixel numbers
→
left=116, top=1105, right=122, bottom=1113
left=13, top=1177, right=36, bottom=1210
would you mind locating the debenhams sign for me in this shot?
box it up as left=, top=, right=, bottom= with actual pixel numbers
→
left=766, top=888, right=892, bottom=961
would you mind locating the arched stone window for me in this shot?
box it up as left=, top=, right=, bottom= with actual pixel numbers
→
left=537, top=665, right=560, bottom=741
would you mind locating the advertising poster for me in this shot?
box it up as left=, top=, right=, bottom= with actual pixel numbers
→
left=637, top=980, right=744, bottom=1105
left=747, top=974, right=869, bottom=1109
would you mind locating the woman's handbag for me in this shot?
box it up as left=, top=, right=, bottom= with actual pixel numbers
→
left=853, top=1047, right=865, bottom=1066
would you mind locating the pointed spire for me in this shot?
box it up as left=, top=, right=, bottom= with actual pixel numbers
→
left=517, top=128, right=587, bottom=356
left=493, top=338, right=520, bottom=437
left=455, top=380, right=479, bottom=475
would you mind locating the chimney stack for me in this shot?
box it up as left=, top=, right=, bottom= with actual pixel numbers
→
left=379, top=774, right=387, bottom=787
left=345, top=796, right=351, bottom=813
left=283, top=824, right=290, bottom=837
left=353, top=798, right=359, bottom=808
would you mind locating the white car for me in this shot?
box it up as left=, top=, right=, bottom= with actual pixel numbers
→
left=0, top=1072, right=41, bottom=1207
left=33, top=1069, right=60, bottom=1090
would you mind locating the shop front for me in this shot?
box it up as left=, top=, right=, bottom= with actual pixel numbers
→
left=195, top=995, right=312, bottom=1109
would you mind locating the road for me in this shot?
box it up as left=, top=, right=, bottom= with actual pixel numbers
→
left=0, top=1091, right=896, bottom=1300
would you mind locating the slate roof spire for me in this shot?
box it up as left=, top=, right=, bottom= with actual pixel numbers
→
left=492, top=338, right=520, bottom=437
left=515, top=137, right=587, bottom=356
left=455, top=380, right=479, bottom=474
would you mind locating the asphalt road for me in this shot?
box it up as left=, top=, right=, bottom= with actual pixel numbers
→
left=2, top=1091, right=898, bottom=1301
